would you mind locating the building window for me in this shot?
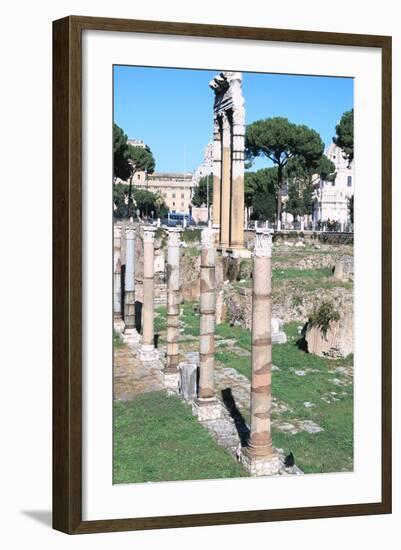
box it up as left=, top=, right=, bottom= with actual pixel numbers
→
left=181, top=202, right=184, bottom=208
left=163, top=193, right=167, bottom=198
left=172, top=193, right=176, bottom=198
left=347, top=175, right=352, bottom=187
left=137, top=173, right=140, bottom=180
left=331, top=180, right=335, bottom=186
left=173, top=202, right=175, bottom=206
left=181, top=193, right=184, bottom=199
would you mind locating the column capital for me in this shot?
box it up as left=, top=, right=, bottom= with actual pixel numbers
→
left=253, top=229, right=273, bottom=258
left=125, top=225, right=135, bottom=239
left=168, top=228, right=181, bottom=247
left=143, top=226, right=156, bottom=243
left=114, top=224, right=122, bottom=238
left=201, top=226, right=215, bottom=249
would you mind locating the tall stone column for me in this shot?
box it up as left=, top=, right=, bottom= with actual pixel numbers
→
left=241, top=229, right=282, bottom=475
left=123, top=224, right=140, bottom=345
left=140, top=226, right=159, bottom=363
left=113, top=224, right=124, bottom=331
left=164, top=228, right=181, bottom=387
left=193, top=226, right=221, bottom=421
left=230, top=101, right=245, bottom=250
left=212, top=116, right=222, bottom=231
left=220, top=112, right=231, bottom=249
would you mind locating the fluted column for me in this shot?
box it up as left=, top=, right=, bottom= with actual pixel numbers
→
left=230, top=105, right=245, bottom=249
left=113, top=225, right=124, bottom=330
left=193, top=225, right=221, bottom=420
left=212, top=116, right=222, bottom=231
left=220, top=112, right=231, bottom=248
left=166, top=228, right=181, bottom=374
left=140, top=226, right=159, bottom=362
left=241, top=229, right=282, bottom=475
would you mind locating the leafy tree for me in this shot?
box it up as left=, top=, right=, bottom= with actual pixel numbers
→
left=192, top=175, right=213, bottom=207
left=126, top=144, right=155, bottom=218
left=245, top=168, right=277, bottom=221
left=284, top=154, right=336, bottom=218
left=333, top=109, right=354, bottom=165
left=113, top=183, right=129, bottom=218
left=133, top=188, right=167, bottom=219
left=245, top=117, right=324, bottom=224
left=113, top=123, right=131, bottom=181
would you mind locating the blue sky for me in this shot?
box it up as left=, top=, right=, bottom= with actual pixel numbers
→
left=114, top=65, right=353, bottom=173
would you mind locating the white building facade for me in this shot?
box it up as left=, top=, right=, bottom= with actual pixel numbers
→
left=312, top=143, right=354, bottom=228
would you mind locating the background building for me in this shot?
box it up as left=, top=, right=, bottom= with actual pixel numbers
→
left=134, top=171, right=195, bottom=214
left=312, top=143, right=354, bottom=226
left=194, top=142, right=213, bottom=182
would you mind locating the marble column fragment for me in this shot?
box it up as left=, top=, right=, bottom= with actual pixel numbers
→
left=193, top=225, right=221, bottom=420
left=113, top=225, right=124, bottom=330
left=165, top=229, right=181, bottom=380
left=241, top=229, right=282, bottom=475
left=230, top=79, right=245, bottom=250
left=140, top=227, right=159, bottom=362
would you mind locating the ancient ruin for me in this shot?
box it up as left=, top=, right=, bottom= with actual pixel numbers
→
left=164, top=228, right=181, bottom=387
left=113, top=225, right=124, bottom=331
left=240, top=229, right=283, bottom=475
left=210, top=72, right=246, bottom=256
left=193, top=225, right=222, bottom=421
left=122, top=224, right=140, bottom=345
left=139, top=226, right=159, bottom=362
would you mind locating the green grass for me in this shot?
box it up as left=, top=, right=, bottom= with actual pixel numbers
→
left=113, top=330, right=123, bottom=348
left=113, top=391, right=247, bottom=483
left=214, top=321, right=353, bottom=474
left=272, top=267, right=333, bottom=280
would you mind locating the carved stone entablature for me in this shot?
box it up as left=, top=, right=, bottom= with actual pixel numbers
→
left=209, top=71, right=244, bottom=117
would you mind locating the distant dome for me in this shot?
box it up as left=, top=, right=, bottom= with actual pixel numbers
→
left=325, top=143, right=353, bottom=170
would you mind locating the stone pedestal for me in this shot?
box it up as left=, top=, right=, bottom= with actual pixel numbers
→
left=240, top=449, right=283, bottom=476
left=178, top=362, right=198, bottom=401
left=240, top=229, right=279, bottom=474
left=140, top=226, right=158, bottom=363
left=192, top=397, right=222, bottom=421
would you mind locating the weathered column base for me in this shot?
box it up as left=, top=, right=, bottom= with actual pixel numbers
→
left=240, top=447, right=284, bottom=476
left=163, top=369, right=180, bottom=391
left=113, top=316, right=125, bottom=334
left=192, top=397, right=222, bottom=421
left=122, top=328, right=141, bottom=347
left=139, top=344, right=160, bottom=364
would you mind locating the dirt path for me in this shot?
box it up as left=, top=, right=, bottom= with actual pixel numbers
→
left=114, top=343, right=163, bottom=400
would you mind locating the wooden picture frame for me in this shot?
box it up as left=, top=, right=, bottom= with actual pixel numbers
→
left=53, top=15, right=392, bottom=534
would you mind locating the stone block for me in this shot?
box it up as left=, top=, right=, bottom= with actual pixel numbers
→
left=178, top=362, right=198, bottom=401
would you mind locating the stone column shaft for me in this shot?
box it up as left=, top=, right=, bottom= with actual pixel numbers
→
left=141, top=227, right=156, bottom=354
left=212, top=117, right=222, bottom=230
left=220, top=112, right=231, bottom=248
left=166, top=229, right=181, bottom=372
left=248, top=230, right=276, bottom=457
left=113, top=225, right=122, bottom=321
left=230, top=110, right=245, bottom=249
left=198, top=227, right=216, bottom=399
left=124, top=225, right=136, bottom=330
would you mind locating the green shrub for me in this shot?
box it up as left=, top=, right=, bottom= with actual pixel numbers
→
left=309, top=301, right=340, bottom=336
